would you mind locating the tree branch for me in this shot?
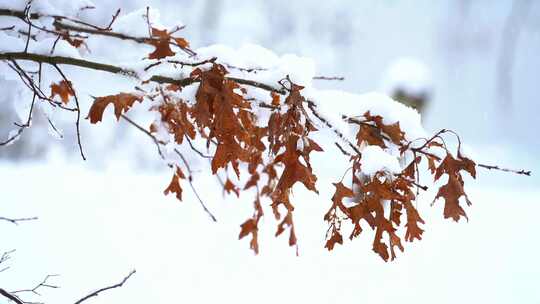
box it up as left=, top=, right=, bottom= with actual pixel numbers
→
left=0, top=52, right=138, bottom=78
left=0, top=288, right=24, bottom=304
left=0, top=52, right=288, bottom=94
left=0, top=8, right=193, bottom=54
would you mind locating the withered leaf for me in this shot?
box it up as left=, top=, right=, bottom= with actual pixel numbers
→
left=325, top=231, right=343, bottom=251
left=357, top=125, right=386, bottom=148
left=148, top=39, right=175, bottom=59
left=239, top=218, right=259, bottom=254
left=403, top=201, right=425, bottom=241
left=50, top=80, right=74, bottom=105
left=174, top=37, right=189, bottom=49
left=224, top=179, right=240, bottom=197
left=163, top=167, right=185, bottom=201
left=148, top=27, right=175, bottom=59
left=87, top=93, right=142, bottom=124
left=433, top=174, right=470, bottom=222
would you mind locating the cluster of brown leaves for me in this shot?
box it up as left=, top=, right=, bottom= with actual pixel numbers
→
left=187, top=66, right=322, bottom=253
left=325, top=115, right=476, bottom=261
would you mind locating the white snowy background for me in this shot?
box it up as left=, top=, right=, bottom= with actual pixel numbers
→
left=1, top=1, right=539, bottom=304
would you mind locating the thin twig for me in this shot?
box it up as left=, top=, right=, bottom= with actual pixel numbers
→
left=477, top=163, right=531, bottom=176
left=306, top=100, right=361, bottom=156
left=225, top=63, right=267, bottom=73
left=184, top=135, right=212, bottom=158
left=175, top=149, right=218, bottom=222
left=120, top=114, right=165, bottom=160
left=23, top=1, right=32, bottom=53
left=0, top=216, right=38, bottom=225
left=120, top=114, right=217, bottom=221
left=313, top=76, right=345, bottom=81
left=0, top=249, right=15, bottom=273
left=73, top=270, right=135, bottom=304
left=12, top=274, right=59, bottom=296
left=334, top=142, right=352, bottom=157
left=45, top=116, right=64, bottom=139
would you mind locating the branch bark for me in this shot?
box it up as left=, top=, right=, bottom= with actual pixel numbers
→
left=0, top=52, right=285, bottom=93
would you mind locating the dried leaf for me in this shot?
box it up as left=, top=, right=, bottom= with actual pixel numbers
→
left=50, top=80, right=74, bottom=105
left=224, top=179, right=240, bottom=197
left=174, top=37, right=189, bottom=48
left=163, top=167, right=185, bottom=201
left=87, top=93, right=142, bottom=123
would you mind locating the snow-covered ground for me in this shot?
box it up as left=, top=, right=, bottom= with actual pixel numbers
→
left=1, top=154, right=538, bottom=304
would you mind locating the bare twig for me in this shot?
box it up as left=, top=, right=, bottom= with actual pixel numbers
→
left=334, top=142, right=352, bottom=157
left=313, top=75, right=344, bottom=81
left=306, top=100, right=362, bottom=156
left=225, top=63, right=267, bottom=73
left=0, top=250, right=15, bottom=273
left=23, top=1, right=32, bottom=53
left=45, top=116, right=64, bottom=139
left=167, top=57, right=217, bottom=68
left=73, top=270, right=135, bottom=304
left=0, top=128, right=24, bottom=146
left=54, top=8, right=120, bottom=32
left=12, top=274, right=59, bottom=296
left=0, top=216, right=38, bottom=225
left=120, top=114, right=165, bottom=160
left=477, top=163, right=531, bottom=176
left=175, top=150, right=218, bottom=222
left=120, top=114, right=217, bottom=221
left=184, top=135, right=212, bottom=159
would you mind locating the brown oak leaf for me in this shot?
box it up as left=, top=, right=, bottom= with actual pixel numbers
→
left=50, top=80, right=74, bottom=105
left=87, top=93, right=142, bottom=123
left=163, top=167, right=186, bottom=201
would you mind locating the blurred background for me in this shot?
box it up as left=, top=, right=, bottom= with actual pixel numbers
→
left=1, top=1, right=539, bottom=304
